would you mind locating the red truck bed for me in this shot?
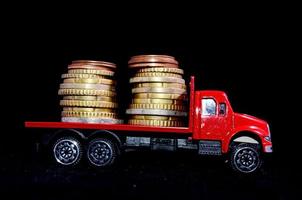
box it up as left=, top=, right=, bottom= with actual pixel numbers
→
left=25, top=122, right=192, bottom=134
left=25, top=77, right=195, bottom=135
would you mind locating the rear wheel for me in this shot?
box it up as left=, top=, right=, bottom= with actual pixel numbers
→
left=230, top=143, right=262, bottom=173
left=87, top=138, right=118, bottom=167
left=52, top=137, right=82, bottom=166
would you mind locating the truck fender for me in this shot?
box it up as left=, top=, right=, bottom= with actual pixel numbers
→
left=88, top=130, right=123, bottom=148
left=233, top=136, right=259, bottom=144
left=45, top=129, right=86, bottom=146
left=223, top=129, right=263, bottom=153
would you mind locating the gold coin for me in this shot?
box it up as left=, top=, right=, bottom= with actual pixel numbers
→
left=138, top=67, right=184, bottom=75
left=68, top=69, right=114, bottom=76
left=61, top=74, right=105, bottom=79
left=63, top=107, right=114, bottom=112
left=129, top=103, right=186, bottom=111
left=128, top=119, right=184, bottom=127
left=63, top=78, right=116, bottom=85
left=133, top=93, right=187, bottom=100
left=60, top=100, right=118, bottom=108
left=58, top=89, right=116, bottom=97
left=130, top=77, right=185, bottom=84
left=130, top=115, right=180, bottom=120
left=60, top=83, right=115, bottom=91
left=62, top=111, right=117, bottom=118
left=133, top=82, right=186, bottom=89
left=63, top=96, right=116, bottom=102
left=134, top=72, right=182, bottom=78
left=132, top=87, right=187, bottom=94
left=128, top=55, right=178, bottom=65
left=71, top=60, right=116, bottom=68
left=132, top=98, right=184, bottom=104
left=129, top=63, right=179, bottom=68
left=126, top=108, right=187, bottom=117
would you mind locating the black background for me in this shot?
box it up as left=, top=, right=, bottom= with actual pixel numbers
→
left=1, top=10, right=299, bottom=200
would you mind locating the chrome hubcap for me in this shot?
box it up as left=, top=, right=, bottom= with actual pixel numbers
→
left=54, top=139, right=80, bottom=165
left=234, top=147, right=259, bottom=173
left=88, top=140, right=113, bottom=166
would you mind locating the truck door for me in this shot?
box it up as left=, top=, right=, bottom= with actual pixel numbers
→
left=200, top=97, right=231, bottom=140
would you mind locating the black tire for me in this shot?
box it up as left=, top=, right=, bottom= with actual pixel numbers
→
left=87, top=138, right=118, bottom=167
left=52, top=137, right=82, bottom=166
left=230, top=143, right=262, bottom=174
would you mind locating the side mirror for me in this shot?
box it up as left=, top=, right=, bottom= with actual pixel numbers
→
left=219, top=103, right=226, bottom=115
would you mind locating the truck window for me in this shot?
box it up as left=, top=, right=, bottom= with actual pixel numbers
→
left=219, top=103, right=226, bottom=115
left=202, top=99, right=216, bottom=116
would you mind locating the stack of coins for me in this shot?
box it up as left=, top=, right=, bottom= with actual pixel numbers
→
left=126, top=55, right=187, bottom=127
left=58, top=60, right=122, bottom=124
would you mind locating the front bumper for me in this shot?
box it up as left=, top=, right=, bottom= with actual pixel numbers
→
left=264, top=144, right=273, bottom=153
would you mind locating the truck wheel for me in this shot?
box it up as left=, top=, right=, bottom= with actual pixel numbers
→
left=87, top=138, right=117, bottom=167
left=230, top=143, right=261, bottom=173
left=53, top=137, right=82, bottom=166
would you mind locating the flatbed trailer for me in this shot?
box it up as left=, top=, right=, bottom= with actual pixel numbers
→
left=25, top=76, right=272, bottom=173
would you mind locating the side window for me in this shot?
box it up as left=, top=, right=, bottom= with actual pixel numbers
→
left=219, top=103, right=226, bottom=115
left=202, top=99, right=216, bottom=116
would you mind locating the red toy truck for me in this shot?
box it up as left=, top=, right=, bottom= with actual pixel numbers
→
left=25, top=76, right=272, bottom=173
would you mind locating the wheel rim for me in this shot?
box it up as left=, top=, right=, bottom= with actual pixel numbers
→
left=53, top=139, right=80, bottom=165
left=234, top=147, right=260, bottom=173
left=88, top=140, right=113, bottom=166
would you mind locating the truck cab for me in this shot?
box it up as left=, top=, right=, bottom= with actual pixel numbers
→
left=193, top=90, right=272, bottom=173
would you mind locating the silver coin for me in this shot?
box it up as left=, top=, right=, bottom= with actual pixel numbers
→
left=130, top=77, right=185, bottom=84
left=60, top=83, right=115, bottom=91
left=132, top=87, right=187, bottom=94
left=62, top=117, right=123, bottom=124
left=126, top=109, right=187, bottom=117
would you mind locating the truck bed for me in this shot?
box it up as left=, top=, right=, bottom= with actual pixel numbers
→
left=25, top=77, right=196, bottom=135
left=25, top=121, right=192, bottom=134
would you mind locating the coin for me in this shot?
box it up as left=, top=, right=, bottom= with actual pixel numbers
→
left=60, top=100, right=118, bottom=108
left=132, top=98, right=184, bottom=104
left=68, top=69, right=114, bottom=76
left=130, top=77, right=185, bottom=84
left=126, top=109, right=187, bottom=117
left=62, top=117, right=123, bottom=124
left=68, top=64, right=114, bottom=71
left=63, top=107, right=115, bottom=112
left=132, top=87, right=187, bottom=94
left=134, top=72, right=182, bottom=78
left=133, top=82, right=186, bottom=89
left=138, top=67, right=184, bottom=75
left=60, top=83, right=115, bottom=91
left=71, top=60, right=116, bottom=69
left=129, top=63, right=179, bottom=68
left=58, top=89, right=116, bottom=96
left=62, top=111, right=117, bottom=118
left=130, top=115, right=180, bottom=120
left=128, top=119, right=184, bottom=127
left=129, top=103, right=186, bottom=111
left=128, top=55, right=178, bottom=65
left=133, top=93, right=187, bottom=100
left=63, top=78, right=116, bottom=85
left=63, top=96, right=116, bottom=102
left=61, top=74, right=104, bottom=79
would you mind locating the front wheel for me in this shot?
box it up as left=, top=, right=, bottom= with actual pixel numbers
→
left=230, top=143, right=262, bottom=173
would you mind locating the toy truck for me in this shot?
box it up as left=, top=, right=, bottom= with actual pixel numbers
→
left=25, top=76, right=272, bottom=173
